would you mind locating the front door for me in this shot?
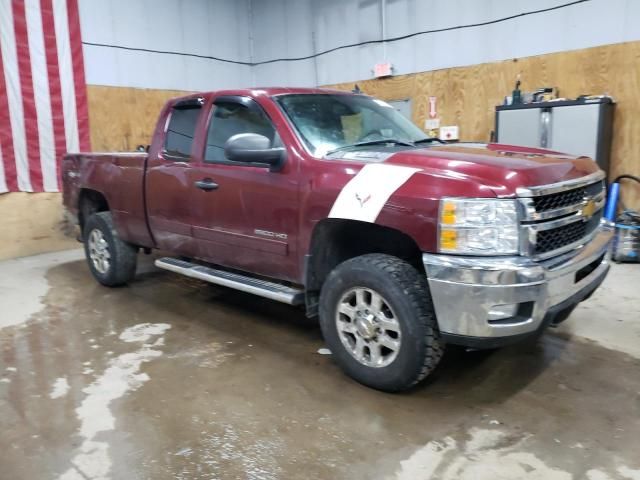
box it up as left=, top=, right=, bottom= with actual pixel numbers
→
left=190, top=96, right=300, bottom=282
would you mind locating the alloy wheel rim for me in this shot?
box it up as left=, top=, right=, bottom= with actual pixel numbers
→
left=88, top=228, right=111, bottom=274
left=335, top=287, right=401, bottom=368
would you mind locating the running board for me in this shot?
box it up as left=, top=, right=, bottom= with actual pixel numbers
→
left=155, top=257, right=305, bottom=305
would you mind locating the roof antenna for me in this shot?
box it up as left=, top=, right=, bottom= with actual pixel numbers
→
left=352, top=84, right=362, bottom=94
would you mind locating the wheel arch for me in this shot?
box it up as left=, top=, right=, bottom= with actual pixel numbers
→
left=78, top=189, right=110, bottom=234
left=304, top=219, right=424, bottom=315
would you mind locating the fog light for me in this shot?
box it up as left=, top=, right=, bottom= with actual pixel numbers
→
left=488, top=303, right=519, bottom=321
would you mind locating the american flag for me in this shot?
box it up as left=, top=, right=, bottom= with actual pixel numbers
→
left=0, top=0, right=90, bottom=193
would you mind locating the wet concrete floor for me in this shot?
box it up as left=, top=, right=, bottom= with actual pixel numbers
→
left=1, top=252, right=639, bottom=479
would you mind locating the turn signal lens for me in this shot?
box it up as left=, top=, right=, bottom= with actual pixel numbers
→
left=440, top=229, right=457, bottom=250
left=441, top=202, right=457, bottom=225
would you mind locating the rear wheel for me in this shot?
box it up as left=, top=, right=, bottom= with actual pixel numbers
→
left=319, top=254, right=444, bottom=392
left=83, top=212, right=138, bottom=286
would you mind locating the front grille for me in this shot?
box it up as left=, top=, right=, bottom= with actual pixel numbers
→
left=535, top=222, right=586, bottom=254
left=534, top=211, right=602, bottom=255
left=532, top=180, right=604, bottom=213
left=533, top=188, right=585, bottom=212
left=532, top=210, right=602, bottom=256
left=519, top=176, right=605, bottom=259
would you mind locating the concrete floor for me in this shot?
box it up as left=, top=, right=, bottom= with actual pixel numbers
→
left=1, top=250, right=639, bottom=480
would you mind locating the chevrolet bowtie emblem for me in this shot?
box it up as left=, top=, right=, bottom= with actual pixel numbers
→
left=582, top=199, right=596, bottom=219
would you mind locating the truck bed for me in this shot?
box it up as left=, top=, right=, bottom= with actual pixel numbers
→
left=62, top=152, right=153, bottom=247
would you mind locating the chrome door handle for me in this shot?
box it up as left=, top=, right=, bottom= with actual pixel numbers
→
left=194, top=179, right=219, bottom=191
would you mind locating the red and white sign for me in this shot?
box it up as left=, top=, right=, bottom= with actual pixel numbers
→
left=428, top=96, right=437, bottom=119
left=440, top=125, right=460, bottom=141
left=374, top=62, right=393, bottom=78
left=0, top=0, right=90, bottom=193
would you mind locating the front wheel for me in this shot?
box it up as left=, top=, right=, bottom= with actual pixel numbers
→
left=83, top=211, right=138, bottom=287
left=319, top=254, right=444, bottom=392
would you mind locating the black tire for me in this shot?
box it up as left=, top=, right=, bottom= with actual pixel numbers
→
left=319, top=253, right=444, bottom=392
left=83, top=211, right=138, bottom=287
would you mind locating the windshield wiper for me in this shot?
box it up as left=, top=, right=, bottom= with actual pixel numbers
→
left=326, top=139, right=416, bottom=155
left=413, top=137, right=446, bottom=145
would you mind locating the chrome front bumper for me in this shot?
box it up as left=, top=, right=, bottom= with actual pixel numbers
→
left=422, top=223, right=613, bottom=346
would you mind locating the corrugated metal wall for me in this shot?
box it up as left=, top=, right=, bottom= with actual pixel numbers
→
left=250, top=0, right=316, bottom=86
left=79, top=0, right=252, bottom=91
left=251, top=0, right=640, bottom=87
left=77, top=0, right=640, bottom=89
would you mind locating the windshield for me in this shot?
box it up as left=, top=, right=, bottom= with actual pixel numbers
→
left=275, top=94, right=429, bottom=156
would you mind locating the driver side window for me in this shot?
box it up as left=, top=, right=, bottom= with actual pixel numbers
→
left=205, top=99, right=278, bottom=163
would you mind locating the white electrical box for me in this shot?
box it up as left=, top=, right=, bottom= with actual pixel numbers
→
left=425, top=118, right=440, bottom=130
left=439, top=125, right=459, bottom=140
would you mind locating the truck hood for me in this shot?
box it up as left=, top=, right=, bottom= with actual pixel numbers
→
left=381, top=143, right=600, bottom=197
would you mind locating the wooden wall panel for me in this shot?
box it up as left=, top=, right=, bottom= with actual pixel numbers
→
left=87, top=85, right=189, bottom=152
left=0, top=193, right=76, bottom=260
left=327, top=41, right=640, bottom=209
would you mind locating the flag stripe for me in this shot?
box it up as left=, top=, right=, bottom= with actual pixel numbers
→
left=40, top=0, right=67, bottom=190
left=66, top=0, right=89, bottom=152
left=0, top=0, right=32, bottom=192
left=53, top=0, right=79, bottom=155
left=26, top=0, right=58, bottom=192
left=0, top=138, right=8, bottom=193
left=0, top=33, right=18, bottom=193
left=12, top=0, right=43, bottom=191
left=0, top=0, right=89, bottom=193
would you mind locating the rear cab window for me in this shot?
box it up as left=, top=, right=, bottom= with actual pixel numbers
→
left=163, top=99, right=203, bottom=160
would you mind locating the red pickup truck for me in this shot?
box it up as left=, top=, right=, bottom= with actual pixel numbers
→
left=63, top=88, right=612, bottom=392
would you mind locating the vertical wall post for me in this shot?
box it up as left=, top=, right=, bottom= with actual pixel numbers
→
left=381, top=0, right=387, bottom=61
left=248, top=0, right=256, bottom=86
left=310, top=0, right=320, bottom=87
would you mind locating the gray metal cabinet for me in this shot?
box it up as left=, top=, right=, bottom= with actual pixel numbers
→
left=495, top=98, right=614, bottom=176
left=388, top=98, right=412, bottom=120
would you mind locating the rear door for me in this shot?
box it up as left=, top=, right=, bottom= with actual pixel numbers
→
left=145, top=97, right=205, bottom=256
left=189, top=95, right=300, bottom=282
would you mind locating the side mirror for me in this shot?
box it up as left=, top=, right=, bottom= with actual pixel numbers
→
left=224, top=133, right=285, bottom=171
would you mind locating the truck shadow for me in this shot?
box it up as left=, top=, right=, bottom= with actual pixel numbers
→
left=133, top=257, right=570, bottom=404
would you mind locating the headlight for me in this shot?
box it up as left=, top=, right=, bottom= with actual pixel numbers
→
left=438, top=198, right=519, bottom=255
